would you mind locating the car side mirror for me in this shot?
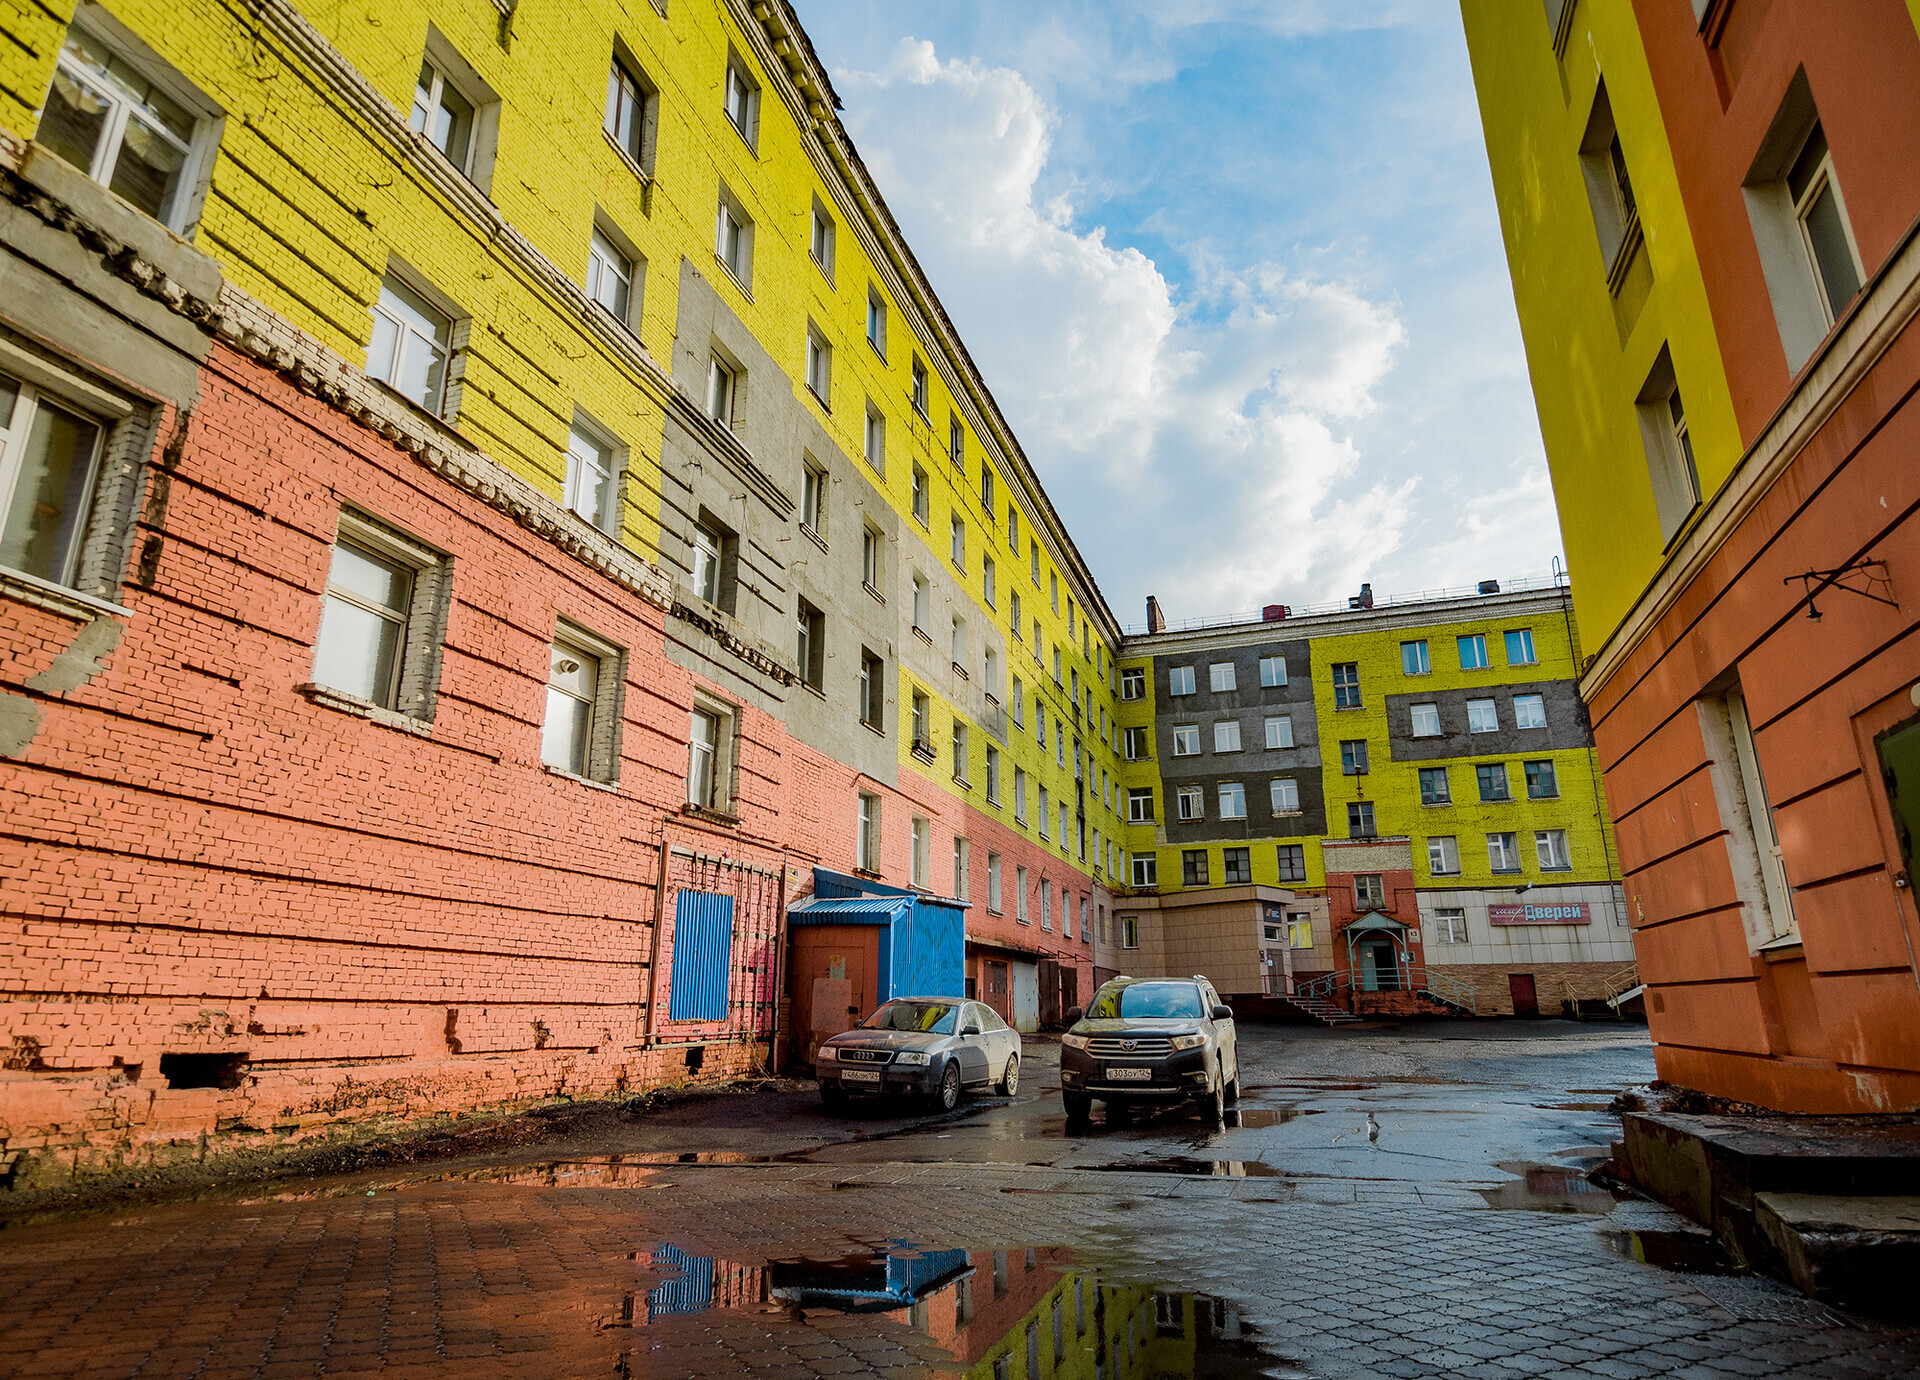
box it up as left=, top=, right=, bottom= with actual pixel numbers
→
left=962, top=1024, right=981, bottom=1038
left=1063, top=1006, right=1083, bottom=1026
left=1210, top=1004, right=1233, bottom=1021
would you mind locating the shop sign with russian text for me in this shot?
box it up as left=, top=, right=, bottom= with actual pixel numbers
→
left=1488, top=902, right=1590, bottom=926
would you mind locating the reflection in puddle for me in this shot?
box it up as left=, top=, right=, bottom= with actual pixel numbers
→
left=1540, top=1102, right=1616, bottom=1112
left=1225, top=1108, right=1321, bottom=1129
left=1476, top=1161, right=1628, bottom=1214
left=627, top=1241, right=1302, bottom=1378
left=1605, top=1228, right=1742, bottom=1274
left=1083, top=1157, right=1287, bottom=1178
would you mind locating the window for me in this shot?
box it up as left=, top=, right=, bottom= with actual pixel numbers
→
left=866, top=286, right=888, bottom=356
left=1213, top=720, right=1242, bottom=753
left=1347, top=801, right=1376, bottom=838
left=1014, top=768, right=1028, bottom=824
left=1222, top=847, right=1252, bottom=884
left=1577, top=83, right=1636, bottom=269
left=1219, top=782, right=1246, bottom=820
left=861, top=525, right=884, bottom=596
left=1016, top=866, right=1029, bottom=923
left=1401, top=640, right=1430, bottom=675
left=1264, top=715, right=1294, bottom=749
left=1124, top=726, right=1150, bottom=760
left=909, top=689, right=930, bottom=750
left=1331, top=662, right=1360, bottom=709
left=1029, top=540, right=1041, bottom=583
left=911, top=574, right=930, bottom=634
left=795, top=460, right=827, bottom=540
left=690, top=519, right=725, bottom=605
left=1182, top=850, right=1210, bottom=887
left=809, top=196, right=836, bottom=278
left=1476, top=763, right=1511, bottom=803
left=1172, top=725, right=1200, bottom=757
left=1457, top=635, right=1490, bottom=670
left=949, top=513, right=965, bottom=568
left=978, top=462, right=994, bottom=516
left=1636, top=347, right=1701, bottom=544
left=1426, top=835, right=1460, bottom=876
left=1787, top=122, right=1863, bottom=325
left=911, top=464, right=929, bottom=525
left=1259, top=655, right=1287, bottom=688
left=805, top=325, right=831, bottom=403
left=1121, top=667, right=1145, bottom=700
left=369, top=276, right=454, bottom=415
left=985, top=745, right=1000, bottom=802
left=987, top=852, right=1003, bottom=912
left=1012, top=677, right=1025, bottom=727
left=1127, top=787, right=1154, bottom=822
left=950, top=616, right=966, bottom=670
left=1710, top=683, right=1796, bottom=938
left=1011, top=590, right=1023, bottom=635
left=1130, top=853, right=1157, bottom=889
left=1418, top=766, right=1451, bottom=806
left=1354, top=873, right=1385, bottom=908
left=0, top=372, right=105, bottom=588
left=1504, top=629, right=1537, bottom=666
left=1007, top=504, right=1020, bottom=555
left=723, top=51, right=759, bottom=146
left=312, top=515, right=445, bottom=715
left=864, top=404, right=886, bottom=474
left=1514, top=694, right=1547, bottom=730
left=912, top=357, right=930, bottom=418
left=1524, top=759, right=1559, bottom=800
left=982, top=645, right=999, bottom=698
left=1210, top=662, right=1237, bottom=692
left=542, top=628, right=619, bottom=782
left=1488, top=832, right=1520, bottom=873
left=910, top=816, right=928, bottom=888
left=1036, top=711, right=1046, bottom=750
left=604, top=57, right=656, bottom=174
left=1169, top=666, right=1196, bottom=697
left=1052, top=647, right=1062, bottom=684
left=1536, top=829, right=1572, bottom=871
left=1175, top=786, right=1203, bottom=822
left=982, top=556, right=996, bottom=607
left=1433, top=909, right=1468, bottom=944
left=1049, top=571, right=1059, bottom=612
left=586, top=226, right=638, bottom=327
left=1288, top=915, right=1314, bottom=949
left=410, top=55, right=479, bottom=173
left=855, top=792, right=881, bottom=871
left=715, top=187, right=753, bottom=286
left=39, top=24, right=219, bottom=233
left=1410, top=702, right=1441, bottom=738
left=1340, top=739, right=1368, bottom=775
left=563, top=423, right=618, bottom=532
left=705, top=354, right=737, bottom=426
left=1121, top=912, right=1141, bottom=946
left=1269, top=778, right=1299, bottom=813
left=1276, top=844, right=1306, bottom=883
left=1467, top=699, right=1499, bottom=733
left=859, top=650, right=884, bottom=730
left=796, top=598, right=824, bottom=690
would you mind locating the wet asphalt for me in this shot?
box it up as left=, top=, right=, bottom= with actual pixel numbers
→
left=6, top=1020, right=1919, bottom=1378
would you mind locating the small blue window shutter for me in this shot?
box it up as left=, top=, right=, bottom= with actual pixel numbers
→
left=667, top=890, right=735, bottom=1021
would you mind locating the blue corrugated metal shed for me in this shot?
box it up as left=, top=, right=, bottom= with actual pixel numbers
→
left=789, top=870, right=965, bottom=1001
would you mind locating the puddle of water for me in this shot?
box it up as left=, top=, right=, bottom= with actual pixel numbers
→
left=1476, top=1160, right=1630, bottom=1214
left=627, top=1240, right=1307, bottom=1378
left=1540, top=1101, right=1616, bottom=1112
left=1605, top=1228, right=1743, bottom=1274
left=1083, top=1157, right=1287, bottom=1178
left=1224, top=1108, right=1322, bottom=1129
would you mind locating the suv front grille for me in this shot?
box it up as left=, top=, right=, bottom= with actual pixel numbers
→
left=837, top=1048, right=892, bottom=1063
left=1088, top=1036, right=1174, bottom=1059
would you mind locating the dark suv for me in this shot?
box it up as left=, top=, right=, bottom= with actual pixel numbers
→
left=1058, top=975, right=1240, bottom=1122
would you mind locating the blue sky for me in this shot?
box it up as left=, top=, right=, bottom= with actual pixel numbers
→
left=790, top=0, right=1561, bottom=631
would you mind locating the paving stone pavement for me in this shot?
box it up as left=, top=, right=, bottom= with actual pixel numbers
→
left=0, top=1023, right=1914, bottom=1378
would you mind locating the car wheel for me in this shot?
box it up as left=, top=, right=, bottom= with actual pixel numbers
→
left=934, top=1062, right=962, bottom=1111
left=1063, top=1091, right=1091, bottom=1122
left=820, top=1082, right=847, bottom=1108
left=996, top=1056, right=1019, bottom=1097
left=1224, top=1066, right=1241, bottom=1104
left=1198, top=1066, right=1225, bottom=1124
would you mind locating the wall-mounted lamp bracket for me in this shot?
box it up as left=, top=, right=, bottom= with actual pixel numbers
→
left=1784, top=558, right=1895, bottom=622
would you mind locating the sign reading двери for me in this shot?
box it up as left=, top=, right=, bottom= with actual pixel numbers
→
left=1488, top=902, right=1591, bottom=926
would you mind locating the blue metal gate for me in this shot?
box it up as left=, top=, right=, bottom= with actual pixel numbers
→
left=667, top=890, right=735, bottom=1022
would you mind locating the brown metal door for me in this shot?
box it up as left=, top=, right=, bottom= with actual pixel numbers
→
left=1508, top=973, right=1538, bottom=1016
left=789, top=926, right=882, bottom=1061
left=983, top=960, right=1010, bottom=1024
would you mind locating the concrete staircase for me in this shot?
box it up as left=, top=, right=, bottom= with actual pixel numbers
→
left=1273, top=993, right=1363, bottom=1026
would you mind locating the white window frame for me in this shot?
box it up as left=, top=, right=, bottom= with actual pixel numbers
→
left=1269, top=777, right=1299, bottom=813
left=1127, top=788, right=1154, bottom=823
left=705, top=353, right=737, bottom=427
left=586, top=223, right=640, bottom=329
left=1258, top=655, right=1287, bottom=688
left=690, top=520, right=723, bottom=605
left=987, top=852, right=1003, bottom=913
left=1016, top=866, right=1030, bottom=923
left=1504, top=628, right=1537, bottom=666
left=1213, top=720, right=1241, bottom=753
left=1210, top=661, right=1236, bottom=692
left=604, top=54, right=657, bottom=176
left=1410, top=702, right=1442, bottom=739
left=1458, top=634, right=1490, bottom=670
left=368, top=273, right=456, bottom=417
left=723, top=49, right=760, bottom=147
left=1466, top=699, right=1499, bottom=734
left=1401, top=640, right=1430, bottom=676
left=799, top=457, right=826, bottom=538
left=1487, top=832, right=1520, bottom=874
left=715, top=185, right=754, bottom=288
left=1121, top=667, right=1145, bottom=701
left=541, top=621, right=623, bottom=784
left=866, top=286, right=888, bottom=357
left=861, top=524, right=884, bottom=595
left=1168, top=665, right=1196, bottom=697
left=857, top=792, right=881, bottom=871
left=910, top=815, right=929, bottom=888
left=1129, top=856, right=1156, bottom=890
left=563, top=418, right=620, bottom=532
left=687, top=703, right=732, bottom=813
left=864, top=403, right=886, bottom=474
left=311, top=511, right=447, bottom=719
left=1433, top=908, right=1468, bottom=945
left=1176, top=785, right=1203, bottom=822
left=1514, top=694, right=1548, bottom=730
left=805, top=324, right=831, bottom=404
left=809, top=195, right=836, bottom=280
left=1536, top=829, right=1572, bottom=871
left=1218, top=782, right=1246, bottom=820
left=0, top=371, right=109, bottom=590
left=1171, top=725, right=1200, bottom=757
left=1427, top=834, right=1460, bottom=876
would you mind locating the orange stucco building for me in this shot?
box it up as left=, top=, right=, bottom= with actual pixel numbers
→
left=1463, top=0, right=1920, bottom=1111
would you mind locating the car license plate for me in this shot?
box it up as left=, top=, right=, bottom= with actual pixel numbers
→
left=842, top=1069, right=882, bottom=1084
left=1106, top=1066, right=1152, bottom=1081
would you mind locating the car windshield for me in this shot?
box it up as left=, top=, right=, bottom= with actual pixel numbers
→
left=1088, top=982, right=1204, bottom=1020
left=862, top=1001, right=959, bottom=1034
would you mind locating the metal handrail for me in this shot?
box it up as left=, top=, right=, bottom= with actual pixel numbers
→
left=1121, top=571, right=1571, bottom=636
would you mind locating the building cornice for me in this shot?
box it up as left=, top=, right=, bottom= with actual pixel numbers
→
left=1579, top=210, right=1920, bottom=702
left=1121, top=587, right=1577, bottom=659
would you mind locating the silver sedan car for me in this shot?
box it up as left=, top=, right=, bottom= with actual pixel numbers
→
left=815, top=997, right=1022, bottom=1111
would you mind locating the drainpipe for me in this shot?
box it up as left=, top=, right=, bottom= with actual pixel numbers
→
left=642, top=834, right=671, bottom=1045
